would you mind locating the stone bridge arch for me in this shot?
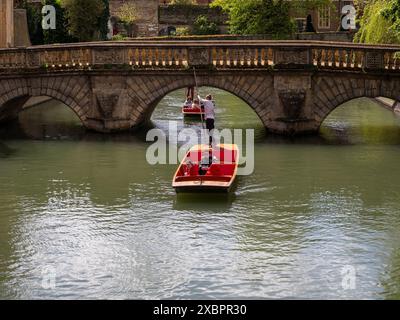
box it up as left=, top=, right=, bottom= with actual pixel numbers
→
left=0, top=75, right=92, bottom=126
left=311, top=74, right=400, bottom=129
left=125, top=72, right=275, bottom=128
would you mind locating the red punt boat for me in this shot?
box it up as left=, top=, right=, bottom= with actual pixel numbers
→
left=172, top=144, right=239, bottom=193
left=182, top=104, right=205, bottom=117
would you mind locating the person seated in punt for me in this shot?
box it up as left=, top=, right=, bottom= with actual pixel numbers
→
left=198, top=151, right=218, bottom=176
left=184, top=96, right=193, bottom=107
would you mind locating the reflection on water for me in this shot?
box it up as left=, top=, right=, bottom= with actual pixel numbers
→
left=321, top=98, right=400, bottom=145
left=0, top=91, right=400, bottom=299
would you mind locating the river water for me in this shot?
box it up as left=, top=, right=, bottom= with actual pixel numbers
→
left=0, top=89, right=399, bottom=299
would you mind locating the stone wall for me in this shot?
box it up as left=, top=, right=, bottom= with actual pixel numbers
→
left=158, top=4, right=228, bottom=35
left=110, top=0, right=159, bottom=37
left=159, top=5, right=226, bottom=25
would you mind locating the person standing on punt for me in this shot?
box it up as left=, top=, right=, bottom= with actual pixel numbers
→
left=198, top=94, right=215, bottom=146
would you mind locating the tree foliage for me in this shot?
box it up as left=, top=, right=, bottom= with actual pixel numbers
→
left=62, top=0, right=105, bottom=42
left=21, top=0, right=44, bottom=45
left=382, top=0, right=400, bottom=36
left=115, top=2, right=138, bottom=25
left=192, top=15, right=219, bottom=35
left=115, top=2, right=138, bottom=37
left=354, top=0, right=400, bottom=44
left=212, top=0, right=333, bottom=37
left=99, top=0, right=111, bottom=40
left=42, top=0, right=74, bottom=44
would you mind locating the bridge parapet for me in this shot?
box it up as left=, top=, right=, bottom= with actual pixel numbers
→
left=1, top=41, right=400, bottom=72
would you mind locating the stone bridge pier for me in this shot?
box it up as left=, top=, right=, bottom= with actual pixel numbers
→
left=1, top=41, right=400, bottom=135
left=78, top=71, right=320, bottom=135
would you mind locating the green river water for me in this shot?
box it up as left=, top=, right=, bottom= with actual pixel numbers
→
left=0, top=88, right=399, bottom=299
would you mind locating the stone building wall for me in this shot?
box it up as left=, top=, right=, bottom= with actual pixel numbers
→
left=110, top=0, right=159, bottom=37
left=158, top=4, right=227, bottom=35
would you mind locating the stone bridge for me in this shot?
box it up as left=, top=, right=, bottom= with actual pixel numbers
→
left=1, top=40, right=400, bottom=135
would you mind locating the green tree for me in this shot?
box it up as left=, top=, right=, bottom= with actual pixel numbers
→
left=62, top=0, right=105, bottom=42
left=42, top=0, right=74, bottom=44
left=115, top=2, right=138, bottom=37
left=22, top=0, right=44, bottom=45
left=382, top=0, right=400, bottom=37
left=192, top=15, right=219, bottom=35
left=212, top=0, right=332, bottom=37
left=99, top=0, right=111, bottom=40
left=354, top=0, right=400, bottom=44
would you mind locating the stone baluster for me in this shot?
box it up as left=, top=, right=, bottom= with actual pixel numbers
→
left=359, top=50, right=365, bottom=69
left=247, top=48, right=254, bottom=67
left=245, top=48, right=251, bottom=67
left=224, top=48, right=229, bottom=67
left=256, top=47, right=262, bottom=66
left=134, top=48, right=140, bottom=66
left=248, top=48, right=253, bottom=67
left=237, top=48, right=242, bottom=66
left=314, top=48, right=321, bottom=67
left=163, top=48, right=168, bottom=66
left=86, top=49, right=92, bottom=65
left=338, top=49, right=344, bottom=68
left=239, top=48, right=245, bottom=67
left=128, top=48, right=134, bottom=66
left=230, top=47, right=235, bottom=67
left=343, top=48, right=348, bottom=68
left=145, top=48, right=151, bottom=66
left=387, top=52, right=394, bottom=70
left=210, top=47, right=216, bottom=66
left=138, top=48, right=144, bottom=66
left=154, top=48, right=160, bottom=66
left=177, top=48, right=183, bottom=66
left=317, top=48, right=323, bottom=67
left=149, top=48, right=155, bottom=66
left=158, top=48, right=163, bottom=66
left=330, top=48, right=335, bottom=67
left=394, top=52, right=400, bottom=70
left=264, top=48, right=269, bottom=66
left=228, top=47, right=234, bottom=67
left=321, top=48, right=327, bottom=67
left=170, top=48, right=176, bottom=66
left=269, top=47, right=275, bottom=66
left=216, top=48, right=222, bottom=67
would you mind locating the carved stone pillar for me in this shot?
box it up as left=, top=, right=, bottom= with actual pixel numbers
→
left=188, top=47, right=211, bottom=68
left=0, top=0, right=14, bottom=48
left=274, top=47, right=311, bottom=69
left=267, top=73, right=318, bottom=135
left=85, top=76, right=133, bottom=133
